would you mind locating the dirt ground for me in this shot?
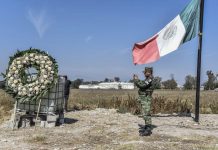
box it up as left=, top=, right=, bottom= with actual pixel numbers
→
left=1, top=108, right=218, bottom=150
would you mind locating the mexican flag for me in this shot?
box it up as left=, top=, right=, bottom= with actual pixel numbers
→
left=132, top=0, right=200, bottom=65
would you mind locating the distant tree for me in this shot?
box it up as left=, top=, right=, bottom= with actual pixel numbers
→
left=81, top=81, right=100, bottom=85
left=152, top=76, right=162, bottom=89
left=215, top=82, right=218, bottom=89
left=114, top=77, right=120, bottom=82
left=129, top=79, right=134, bottom=83
left=83, top=81, right=91, bottom=85
left=162, top=75, right=177, bottom=89
left=183, top=75, right=196, bottom=90
left=104, top=78, right=109, bottom=82
left=0, top=81, right=5, bottom=89
left=109, top=79, right=114, bottom=82
left=170, top=74, right=174, bottom=80
left=72, top=79, right=83, bottom=89
left=91, top=81, right=100, bottom=84
left=215, top=74, right=218, bottom=89
left=162, top=80, right=177, bottom=89
left=204, top=70, right=216, bottom=90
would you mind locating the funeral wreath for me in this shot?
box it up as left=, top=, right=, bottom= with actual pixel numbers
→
left=2, top=48, right=58, bottom=102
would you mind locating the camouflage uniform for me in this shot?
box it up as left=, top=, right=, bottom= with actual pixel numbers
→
left=134, top=70, right=153, bottom=125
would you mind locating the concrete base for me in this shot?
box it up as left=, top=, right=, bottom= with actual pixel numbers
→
left=10, top=112, right=25, bottom=129
left=10, top=112, right=64, bottom=129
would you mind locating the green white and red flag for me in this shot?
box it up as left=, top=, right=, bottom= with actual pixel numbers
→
left=132, top=0, right=200, bottom=65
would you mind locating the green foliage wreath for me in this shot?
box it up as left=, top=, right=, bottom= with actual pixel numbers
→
left=2, top=48, right=58, bottom=102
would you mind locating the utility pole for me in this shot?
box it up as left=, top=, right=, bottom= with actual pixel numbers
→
left=195, top=0, right=205, bottom=122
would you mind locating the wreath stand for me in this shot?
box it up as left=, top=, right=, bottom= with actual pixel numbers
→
left=3, top=49, right=65, bottom=129
left=10, top=75, right=65, bottom=129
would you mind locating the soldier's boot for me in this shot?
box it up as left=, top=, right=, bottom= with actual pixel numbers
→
left=139, top=125, right=152, bottom=136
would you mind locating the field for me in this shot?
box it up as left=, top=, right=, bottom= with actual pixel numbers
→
left=68, top=89, right=218, bottom=114
left=0, top=89, right=218, bottom=149
left=1, top=89, right=218, bottom=123
left=0, top=90, right=13, bottom=123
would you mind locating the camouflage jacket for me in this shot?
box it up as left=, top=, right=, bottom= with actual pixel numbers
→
left=134, top=78, right=153, bottom=96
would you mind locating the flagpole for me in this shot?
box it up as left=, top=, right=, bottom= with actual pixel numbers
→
left=195, top=0, right=205, bottom=122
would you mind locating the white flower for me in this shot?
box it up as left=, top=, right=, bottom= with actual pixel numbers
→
left=40, top=65, right=45, bottom=69
left=8, top=77, right=12, bottom=81
left=13, top=90, right=17, bottom=93
left=12, top=67, right=17, bottom=71
left=48, top=61, right=52, bottom=65
left=11, top=84, right=16, bottom=88
left=51, top=71, right=54, bottom=74
left=36, top=60, right=40, bottom=64
left=41, top=61, right=45, bottom=64
left=7, top=73, right=11, bottom=77
left=23, top=60, right=27, bottom=64
left=45, top=65, right=48, bottom=69
left=34, top=87, right=39, bottom=91
left=14, top=70, right=19, bottom=74
left=8, top=79, right=12, bottom=84
left=28, top=94, right=33, bottom=97
left=43, top=75, right=48, bottom=79
left=7, top=81, right=12, bottom=86
left=18, top=65, right=22, bottom=69
left=25, top=57, right=29, bottom=61
left=48, top=67, right=52, bottom=71
left=40, top=79, right=44, bottom=83
left=30, top=53, right=34, bottom=57
left=13, top=80, right=18, bottom=84
left=29, top=88, right=33, bottom=92
left=43, top=56, right=48, bottom=59
left=30, top=58, right=35, bottom=61
left=11, top=62, right=15, bottom=67
left=41, top=85, right=46, bottom=89
left=35, top=56, right=39, bottom=59
left=41, top=69, right=45, bottom=73
left=16, top=61, right=21, bottom=65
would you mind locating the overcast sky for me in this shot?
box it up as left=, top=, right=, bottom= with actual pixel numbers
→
left=0, top=0, right=217, bottom=84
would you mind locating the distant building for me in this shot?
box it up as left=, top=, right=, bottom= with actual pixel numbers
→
left=177, top=84, right=184, bottom=90
left=79, top=82, right=134, bottom=90
left=118, top=82, right=135, bottom=90
left=79, top=84, right=100, bottom=89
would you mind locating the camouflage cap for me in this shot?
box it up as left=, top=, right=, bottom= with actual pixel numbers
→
left=143, top=67, right=153, bottom=74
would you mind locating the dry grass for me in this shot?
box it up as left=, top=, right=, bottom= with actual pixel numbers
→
left=0, top=89, right=218, bottom=123
left=28, top=134, right=47, bottom=143
left=0, top=89, right=14, bottom=123
left=68, top=89, right=218, bottom=114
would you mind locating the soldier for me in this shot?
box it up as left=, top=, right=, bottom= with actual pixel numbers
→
left=63, top=75, right=71, bottom=112
left=133, top=67, right=154, bottom=136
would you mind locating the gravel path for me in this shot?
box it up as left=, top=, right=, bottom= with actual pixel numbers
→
left=0, top=108, right=218, bottom=150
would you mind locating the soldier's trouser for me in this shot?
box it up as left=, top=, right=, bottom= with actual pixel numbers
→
left=138, top=95, right=152, bottom=125
left=64, top=95, right=69, bottom=111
